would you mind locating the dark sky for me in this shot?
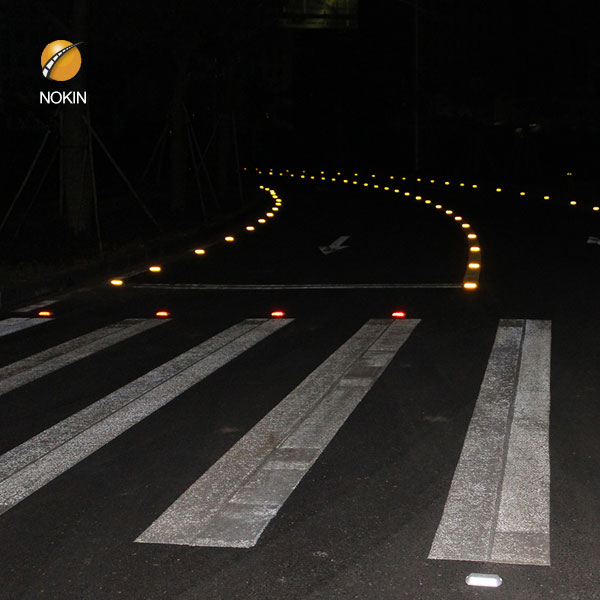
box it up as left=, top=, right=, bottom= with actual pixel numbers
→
left=2, top=0, right=599, bottom=178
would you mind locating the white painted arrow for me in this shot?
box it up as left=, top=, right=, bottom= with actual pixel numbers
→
left=319, top=235, right=350, bottom=255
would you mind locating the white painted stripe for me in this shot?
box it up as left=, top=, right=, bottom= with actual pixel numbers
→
left=13, top=299, right=59, bottom=313
left=0, top=317, right=51, bottom=338
left=0, top=319, right=165, bottom=397
left=132, top=283, right=460, bottom=290
left=136, top=318, right=419, bottom=548
left=428, top=319, right=551, bottom=566
left=0, top=318, right=291, bottom=516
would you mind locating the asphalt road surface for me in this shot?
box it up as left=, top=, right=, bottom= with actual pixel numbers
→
left=1, top=170, right=599, bottom=599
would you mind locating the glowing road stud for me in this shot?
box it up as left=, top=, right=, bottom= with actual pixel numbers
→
left=465, top=574, right=502, bottom=588
left=194, top=249, right=206, bottom=255
left=415, top=195, right=422, bottom=200
left=155, top=311, right=170, bottom=318
left=272, top=207, right=279, bottom=211
left=544, top=195, right=550, bottom=199
left=271, top=310, right=285, bottom=318
left=445, top=210, right=453, bottom=215
left=38, top=311, right=52, bottom=317
left=392, top=311, right=406, bottom=318
left=266, top=213, right=274, bottom=218
left=496, top=188, right=502, bottom=192
left=404, top=192, right=410, bottom=196
left=470, top=246, right=481, bottom=252
left=110, top=279, right=124, bottom=286
left=594, top=206, right=600, bottom=211
left=570, top=201, right=577, bottom=205
left=468, top=233, right=477, bottom=239
left=472, top=184, right=478, bottom=189
left=445, top=181, right=450, bottom=185
left=430, top=179, right=435, bottom=183
left=246, top=226, right=255, bottom=231
left=225, top=236, right=235, bottom=242
left=468, top=263, right=481, bottom=269
left=425, top=200, right=431, bottom=204
left=463, top=282, right=478, bottom=290
left=462, top=223, right=471, bottom=228
left=454, top=216, right=463, bottom=221
left=149, top=266, right=161, bottom=273
left=384, top=186, right=389, bottom=190
left=435, top=204, right=442, bottom=209
left=460, top=183, right=465, bottom=187
left=520, top=191, right=526, bottom=196
left=258, top=218, right=266, bottom=223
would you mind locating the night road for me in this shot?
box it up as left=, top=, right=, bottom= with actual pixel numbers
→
left=1, top=169, right=599, bottom=599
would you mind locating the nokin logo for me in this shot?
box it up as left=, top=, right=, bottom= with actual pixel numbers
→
left=40, top=40, right=87, bottom=105
left=41, top=40, right=83, bottom=81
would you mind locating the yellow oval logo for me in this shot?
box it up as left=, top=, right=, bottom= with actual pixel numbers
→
left=41, top=40, right=83, bottom=82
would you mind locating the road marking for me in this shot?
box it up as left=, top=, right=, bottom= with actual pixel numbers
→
left=0, top=318, right=291, bottom=516
left=13, top=300, right=59, bottom=314
left=587, top=236, right=600, bottom=246
left=131, top=283, right=461, bottom=290
left=0, top=317, right=52, bottom=338
left=319, top=235, right=350, bottom=254
left=137, top=318, right=419, bottom=548
left=0, top=319, right=166, bottom=397
left=429, top=319, right=551, bottom=566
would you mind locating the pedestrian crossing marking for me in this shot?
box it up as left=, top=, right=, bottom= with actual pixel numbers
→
left=428, top=319, right=551, bottom=566
left=0, top=316, right=554, bottom=564
left=0, top=319, right=166, bottom=396
left=0, top=318, right=291, bottom=516
left=136, top=318, right=420, bottom=548
left=0, top=317, right=52, bottom=338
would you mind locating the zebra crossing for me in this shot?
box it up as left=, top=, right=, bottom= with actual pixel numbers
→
left=0, top=314, right=552, bottom=566
left=0, top=317, right=52, bottom=338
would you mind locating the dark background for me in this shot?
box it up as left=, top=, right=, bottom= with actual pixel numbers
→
left=1, top=0, right=599, bottom=259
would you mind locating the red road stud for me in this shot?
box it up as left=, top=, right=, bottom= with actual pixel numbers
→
left=392, top=311, right=406, bottom=318
left=271, top=311, right=285, bottom=318
left=155, top=311, right=170, bottom=318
